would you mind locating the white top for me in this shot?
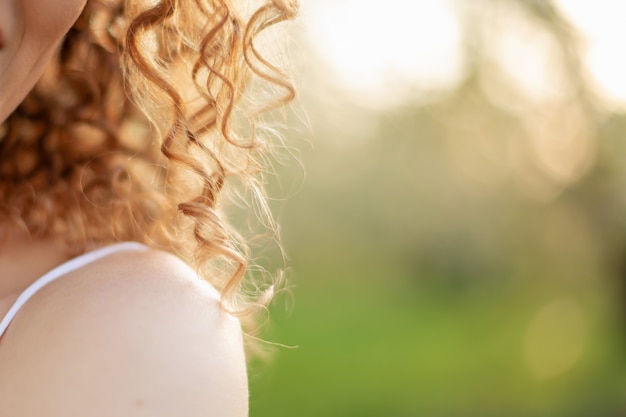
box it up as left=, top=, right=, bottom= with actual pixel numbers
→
left=0, top=241, right=148, bottom=338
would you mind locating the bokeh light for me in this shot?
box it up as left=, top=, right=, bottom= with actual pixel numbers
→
left=524, top=298, right=587, bottom=380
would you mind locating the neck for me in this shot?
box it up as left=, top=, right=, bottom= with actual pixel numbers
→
left=0, top=227, right=69, bottom=298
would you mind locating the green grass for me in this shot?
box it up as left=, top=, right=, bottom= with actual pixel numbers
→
left=249, top=264, right=626, bottom=417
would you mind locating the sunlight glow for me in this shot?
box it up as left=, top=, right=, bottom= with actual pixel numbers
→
left=301, top=0, right=463, bottom=107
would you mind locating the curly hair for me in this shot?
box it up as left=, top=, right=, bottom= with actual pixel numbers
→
left=0, top=0, right=297, bottom=314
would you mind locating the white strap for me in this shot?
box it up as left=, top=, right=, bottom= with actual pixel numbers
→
left=0, top=242, right=148, bottom=337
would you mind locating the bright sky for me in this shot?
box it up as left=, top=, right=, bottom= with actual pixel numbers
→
left=554, top=0, right=626, bottom=105
left=300, top=0, right=463, bottom=107
left=301, top=0, right=626, bottom=108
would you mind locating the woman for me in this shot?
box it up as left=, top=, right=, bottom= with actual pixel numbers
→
left=0, top=0, right=297, bottom=414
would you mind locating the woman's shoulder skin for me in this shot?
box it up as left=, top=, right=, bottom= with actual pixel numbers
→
left=0, top=248, right=248, bottom=417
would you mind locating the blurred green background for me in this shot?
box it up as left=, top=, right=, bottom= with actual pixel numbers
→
left=248, top=1, right=626, bottom=415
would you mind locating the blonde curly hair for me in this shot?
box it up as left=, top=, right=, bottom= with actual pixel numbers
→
left=0, top=0, right=297, bottom=314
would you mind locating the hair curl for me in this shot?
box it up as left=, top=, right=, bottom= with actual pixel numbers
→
left=0, top=0, right=298, bottom=314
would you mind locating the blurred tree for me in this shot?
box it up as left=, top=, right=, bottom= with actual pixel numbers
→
left=252, top=1, right=626, bottom=416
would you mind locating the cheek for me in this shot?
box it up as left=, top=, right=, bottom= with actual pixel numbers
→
left=0, top=0, right=88, bottom=122
left=22, top=0, right=88, bottom=38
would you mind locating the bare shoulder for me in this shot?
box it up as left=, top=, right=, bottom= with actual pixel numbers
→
left=0, top=248, right=248, bottom=417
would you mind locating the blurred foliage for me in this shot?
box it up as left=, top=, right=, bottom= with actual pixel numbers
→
left=249, top=0, right=626, bottom=415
